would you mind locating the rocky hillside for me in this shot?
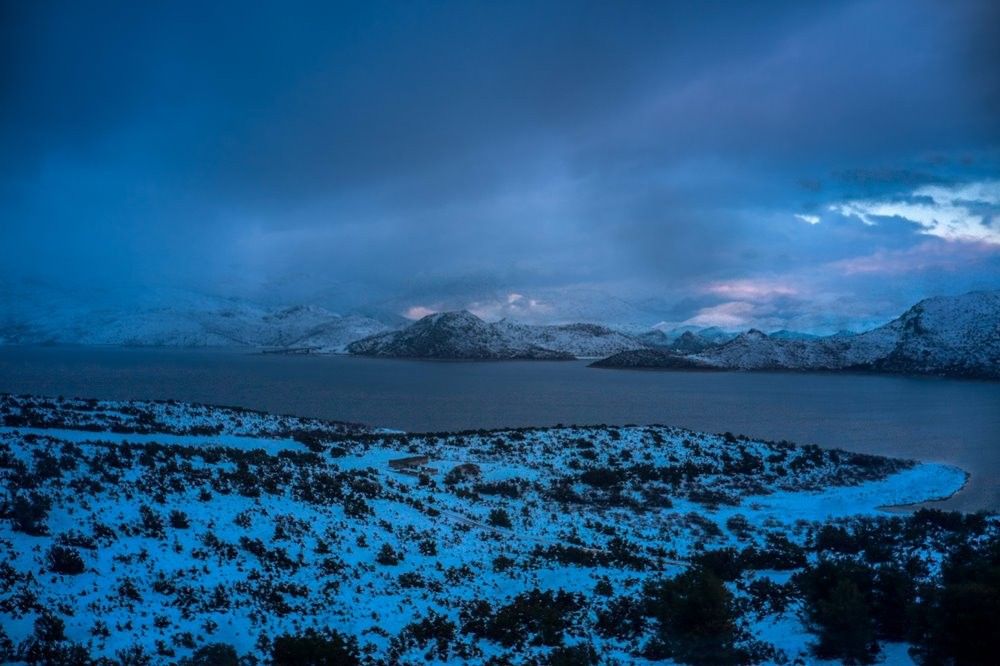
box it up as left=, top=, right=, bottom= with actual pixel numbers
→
left=594, top=291, right=1000, bottom=380
left=348, top=311, right=644, bottom=360
left=591, top=348, right=720, bottom=370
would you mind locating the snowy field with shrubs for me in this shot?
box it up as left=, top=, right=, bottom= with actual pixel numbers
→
left=0, top=394, right=994, bottom=665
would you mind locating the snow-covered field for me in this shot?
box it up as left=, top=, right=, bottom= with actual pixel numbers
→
left=0, top=395, right=990, bottom=664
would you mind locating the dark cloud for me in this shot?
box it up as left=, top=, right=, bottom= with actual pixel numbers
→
left=1, top=0, right=997, bottom=328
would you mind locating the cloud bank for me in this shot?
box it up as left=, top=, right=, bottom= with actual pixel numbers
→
left=1, top=0, right=998, bottom=332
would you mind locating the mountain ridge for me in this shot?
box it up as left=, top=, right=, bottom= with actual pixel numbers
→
left=346, top=310, right=646, bottom=360
left=594, top=290, right=1000, bottom=380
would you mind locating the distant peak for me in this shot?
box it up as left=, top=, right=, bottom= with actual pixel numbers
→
left=420, top=310, right=482, bottom=324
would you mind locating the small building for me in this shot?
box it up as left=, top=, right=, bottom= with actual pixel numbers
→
left=388, top=455, right=431, bottom=470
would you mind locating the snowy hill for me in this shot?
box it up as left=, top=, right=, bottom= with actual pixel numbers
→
left=0, top=285, right=391, bottom=352
left=650, top=325, right=738, bottom=344
left=595, top=290, right=1000, bottom=379
left=348, top=311, right=645, bottom=360
left=0, top=394, right=982, bottom=664
left=858, top=290, right=1000, bottom=377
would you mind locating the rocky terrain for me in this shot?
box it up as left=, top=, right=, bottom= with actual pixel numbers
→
left=594, top=290, right=1000, bottom=380
left=0, top=394, right=993, bottom=664
left=590, top=348, right=720, bottom=370
left=347, top=311, right=644, bottom=360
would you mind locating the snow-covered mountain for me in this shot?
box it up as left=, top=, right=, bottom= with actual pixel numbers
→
left=596, top=291, right=1000, bottom=379
left=348, top=311, right=645, bottom=360
left=637, top=329, right=720, bottom=354
left=0, top=286, right=391, bottom=352
left=650, top=324, right=738, bottom=344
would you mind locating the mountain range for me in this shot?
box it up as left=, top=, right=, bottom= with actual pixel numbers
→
left=2, top=282, right=996, bottom=378
left=594, top=290, right=1000, bottom=380
left=0, top=286, right=391, bottom=353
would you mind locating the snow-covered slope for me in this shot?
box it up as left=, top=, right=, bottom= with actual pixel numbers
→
left=597, top=291, right=1000, bottom=379
left=290, top=314, right=392, bottom=353
left=859, top=290, right=1000, bottom=377
left=0, top=394, right=980, bottom=664
left=348, top=311, right=645, bottom=360
left=496, top=321, right=645, bottom=358
left=0, top=286, right=391, bottom=352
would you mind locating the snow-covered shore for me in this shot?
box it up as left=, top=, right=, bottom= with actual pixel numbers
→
left=0, top=394, right=988, bottom=664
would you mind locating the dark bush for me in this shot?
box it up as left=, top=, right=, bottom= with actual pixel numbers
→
left=488, top=508, right=512, bottom=528
left=640, top=567, right=746, bottom=664
left=795, top=560, right=879, bottom=664
left=271, top=629, right=360, bottom=666
left=169, top=510, right=190, bottom=529
left=909, top=537, right=1000, bottom=665
left=461, top=588, right=584, bottom=648
left=180, top=643, right=239, bottom=666
left=47, top=545, right=85, bottom=575
left=691, top=548, right=744, bottom=582
left=579, top=468, right=624, bottom=489
left=544, top=642, right=600, bottom=665
left=376, top=543, right=402, bottom=566
left=6, top=491, right=51, bottom=535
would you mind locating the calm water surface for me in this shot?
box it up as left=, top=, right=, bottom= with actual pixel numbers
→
left=1, top=346, right=997, bottom=511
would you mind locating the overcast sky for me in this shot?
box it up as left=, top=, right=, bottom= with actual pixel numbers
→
left=2, top=0, right=998, bottom=331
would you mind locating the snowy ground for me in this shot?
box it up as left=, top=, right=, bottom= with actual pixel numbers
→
left=0, top=394, right=987, bottom=664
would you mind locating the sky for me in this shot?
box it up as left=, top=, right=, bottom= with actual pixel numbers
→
left=1, top=0, right=998, bottom=332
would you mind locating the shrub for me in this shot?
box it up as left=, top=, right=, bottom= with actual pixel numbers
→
left=7, top=491, right=51, bottom=535
left=488, top=508, right=512, bottom=528
left=138, top=504, right=165, bottom=538
left=169, top=510, right=190, bottom=529
left=444, top=463, right=481, bottom=485
left=579, top=468, right=623, bottom=489
left=691, top=548, right=744, bottom=582
left=461, top=588, right=585, bottom=648
left=418, top=538, right=437, bottom=556
left=180, top=643, right=239, bottom=666
left=493, top=555, right=515, bottom=572
left=33, top=611, right=66, bottom=642
left=47, top=545, right=85, bottom=575
left=909, top=537, right=1000, bottom=665
left=809, top=578, right=877, bottom=664
left=795, top=560, right=879, bottom=664
left=271, top=629, right=360, bottom=666
left=640, top=567, right=746, bottom=664
left=394, top=611, right=456, bottom=661
left=544, top=643, right=600, bottom=665
left=376, top=544, right=402, bottom=566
